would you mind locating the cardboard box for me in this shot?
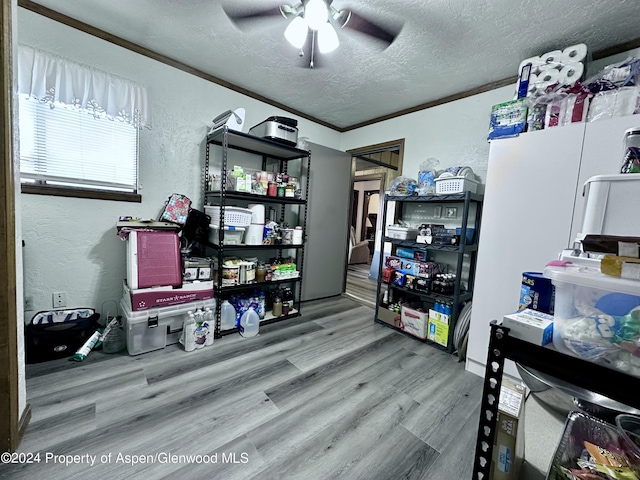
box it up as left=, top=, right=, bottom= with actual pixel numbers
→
left=377, top=307, right=401, bottom=328
left=428, top=309, right=450, bottom=347
left=400, top=306, right=429, bottom=339
left=502, top=309, right=553, bottom=346
left=491, top=380, right=525, bottom=480
left=122, top=279, right=214, bottom=311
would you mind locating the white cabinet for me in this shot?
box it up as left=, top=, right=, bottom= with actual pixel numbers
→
left=466, top=114, right=640, bottom=378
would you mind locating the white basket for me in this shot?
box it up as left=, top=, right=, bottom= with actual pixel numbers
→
left=204, top=205, right=252, bottom=227
left=435, top=176, right=479, bottom=195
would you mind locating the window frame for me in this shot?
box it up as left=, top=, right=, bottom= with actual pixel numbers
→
left=18, top=96, right=142, bottom=203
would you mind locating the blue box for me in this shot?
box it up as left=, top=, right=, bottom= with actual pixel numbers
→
left=455, top=227, right=476, bottom=245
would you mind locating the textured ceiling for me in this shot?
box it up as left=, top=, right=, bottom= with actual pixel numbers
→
left=21, top=0, right=640, bottom=130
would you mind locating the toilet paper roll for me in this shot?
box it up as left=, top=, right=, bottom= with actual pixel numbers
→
left=537, top=68, right=561, bottom=85
left=540, top=50, right=563, bottom=68
left=245, top=223, right=265, bottom=246
left=535, top=80, right=553, bottom=94
left=561, top=43, right=588, bottom=64
left=558, top=62, right=584, bottom=85
left=518, top=56, right=544, bottom=75
left=247, top=203, right=265, bottom=224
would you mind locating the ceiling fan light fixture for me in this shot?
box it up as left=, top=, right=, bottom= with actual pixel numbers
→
left=284, top=15, right=308, bottom=49
left=304, top=0, right=328, bottom=30
left=318, top=22, right=339, bottom=53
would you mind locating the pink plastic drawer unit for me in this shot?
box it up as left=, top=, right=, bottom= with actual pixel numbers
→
left=126, top=230, right=182, bottom=290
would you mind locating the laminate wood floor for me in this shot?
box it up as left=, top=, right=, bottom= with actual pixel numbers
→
left=345, top=264, right=378, bottom=307
left=2, top=296, right=483, bottom=480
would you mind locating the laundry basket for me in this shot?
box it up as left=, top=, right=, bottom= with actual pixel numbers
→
left=435, top=176, right=479, bottom=195
left=204, top=206, right=252, bottom=227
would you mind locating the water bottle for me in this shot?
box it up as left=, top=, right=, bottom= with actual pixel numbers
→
left=182, top=312, right=196, bottom=352
left=203, top=307, right=215, bottom=346
left=221, top=300, right=236, bottom=330
left=239, top=307, right=260, bottom=338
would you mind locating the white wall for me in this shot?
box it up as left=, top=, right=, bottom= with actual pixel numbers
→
left=341, top=86, right=515, bottom=184
left=17, top=9, right=341, bottom=318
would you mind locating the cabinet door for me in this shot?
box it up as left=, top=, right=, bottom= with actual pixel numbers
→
left=570, top=113, right=640, bottom=242
left=466, top=122, right=585, bottom=377
left=302, top=143, right=352, bottom=301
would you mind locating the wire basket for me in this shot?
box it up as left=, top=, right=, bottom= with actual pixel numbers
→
left=204, top=205, right=252, bottom=227
left=435, top=176, right=479, bottom=195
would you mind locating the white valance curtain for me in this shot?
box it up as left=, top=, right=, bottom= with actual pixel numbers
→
left=18, top=45, right=152, bottom=129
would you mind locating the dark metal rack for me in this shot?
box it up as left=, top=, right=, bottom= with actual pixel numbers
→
left=472, top=321, right=640, bottom=479
left=374, top=190, right=483, bottom=352
left=204, top=126, right=311, bottom=338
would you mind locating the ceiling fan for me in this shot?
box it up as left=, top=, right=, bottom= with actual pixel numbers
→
left=222, top=1, right=401, bottom=68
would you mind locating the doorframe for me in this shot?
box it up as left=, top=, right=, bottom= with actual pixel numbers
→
left=1, top=0, right=24, bottom=453
left=342, top=139, right=404, bottom=300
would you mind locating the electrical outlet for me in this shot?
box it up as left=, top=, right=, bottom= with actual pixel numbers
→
left=52, top=291, right=66, bottom=308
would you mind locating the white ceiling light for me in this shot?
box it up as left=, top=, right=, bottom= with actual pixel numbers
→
left=284, top=15, right=308, bottom=49
left=304, top=0, right=328, bottom=31
left=318, top=22, right=339, bottom=53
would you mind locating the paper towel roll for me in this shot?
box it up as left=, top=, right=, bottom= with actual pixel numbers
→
left=540, top=50, right=563, bottom=68
left=558, top=62, right=584, bottom=85
left=538, top=68, right=561, bottom=84
left=247, top=203, right=265, bottom=224
left=561, top=43, right=587, bottom=64
left=245, top=224, right=265, bottom=246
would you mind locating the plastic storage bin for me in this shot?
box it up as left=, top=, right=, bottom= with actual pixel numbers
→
left=208, top=225, right=246, bottom=245
left=386, top=226, right=419, bottom=240
left=204, top=205, right=252, bottom=227
left=122, top=297, right=216, bottom=355
left=543, top=264, right=640, bottom=376
left=435, top=176, right=478, bottom=195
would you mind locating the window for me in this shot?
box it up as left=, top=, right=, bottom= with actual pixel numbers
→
left=19, top=96, right=139, bottom=194
left=17, top=45, right=151, bottom=201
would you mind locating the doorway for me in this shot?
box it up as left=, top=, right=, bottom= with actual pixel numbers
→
left=343, top=140, right=404, bottom=307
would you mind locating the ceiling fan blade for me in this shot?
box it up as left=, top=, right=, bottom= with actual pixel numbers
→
left=341, top=11, right=401, bottom=47
left=223, top=4, right=297, bottom=27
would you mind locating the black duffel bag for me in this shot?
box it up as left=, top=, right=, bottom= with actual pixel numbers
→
left=25, top=308, right=101, bottom=364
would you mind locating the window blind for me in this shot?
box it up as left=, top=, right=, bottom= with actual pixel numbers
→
left=19, top=96, right=139, bottom=192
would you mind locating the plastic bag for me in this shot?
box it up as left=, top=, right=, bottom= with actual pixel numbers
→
left=584, top=57, right=640, bottom=93
left=417, top=158, right=440, bottom=195
left=388, top=176, right=417, bottom=196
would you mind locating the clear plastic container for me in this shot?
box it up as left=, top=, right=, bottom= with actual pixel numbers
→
left=101, top=317, right=126, bottom=354
left=616, top=414, right=640, bottom=466
left=543, top=264, right=640, bottom=375
left=239, top=308, right=259, bottom=338
left=221, top=300, right=237, bottom=330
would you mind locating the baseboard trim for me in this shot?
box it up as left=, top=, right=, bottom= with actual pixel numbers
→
left=18, top=403, right=31, bottom=446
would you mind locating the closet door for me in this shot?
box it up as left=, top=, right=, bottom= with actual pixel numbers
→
left=466, top=122, right=586, bottom=377
left=302, top=142, right=352, bottom=301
